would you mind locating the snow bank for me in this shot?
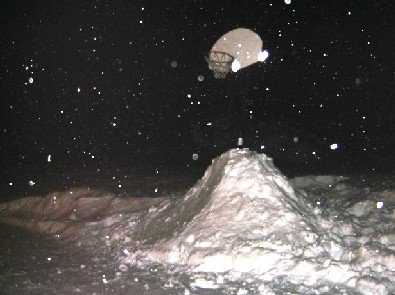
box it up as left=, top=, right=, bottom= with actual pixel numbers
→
left=124, top=149, right=394, bottom=294
left=123, top=151, right=332, bottom=283
left=1, top=148, right=394, bottom=294
left=0, top=188, right=165, bottom=243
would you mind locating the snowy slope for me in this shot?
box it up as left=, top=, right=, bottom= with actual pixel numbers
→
left=1, top=149, right=394, bottom=294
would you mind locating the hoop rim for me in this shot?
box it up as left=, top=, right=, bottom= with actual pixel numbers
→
left=204, top=51, right=235, bottom=64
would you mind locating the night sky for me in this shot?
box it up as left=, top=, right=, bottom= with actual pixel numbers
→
left=0, top=0, right=394, bottom=195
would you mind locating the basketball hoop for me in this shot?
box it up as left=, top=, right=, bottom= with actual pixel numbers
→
left=205, top=28, right=267, bottom=79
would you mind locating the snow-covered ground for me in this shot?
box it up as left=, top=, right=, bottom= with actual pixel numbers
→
left=0, top=149, right=394, bottom=294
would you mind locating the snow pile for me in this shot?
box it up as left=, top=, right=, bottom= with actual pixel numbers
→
left=1, top=149, right=394, bottom=294
left=124, top=148, right=390, bottom=292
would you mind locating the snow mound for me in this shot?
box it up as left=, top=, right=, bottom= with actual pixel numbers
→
left=135, top=149, right=356, bottom=285
left=1, top=149, right=394, bottom=294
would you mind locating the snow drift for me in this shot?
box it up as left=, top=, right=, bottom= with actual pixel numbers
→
left=136, top=150, right=351, bottom=277
left=142, top=148, right=328, bottom=273
left=128, top=149, right=395, bottom=294
left=1, top=149, right=394, bottom=294
left=0, top=189, right=165, bottom=244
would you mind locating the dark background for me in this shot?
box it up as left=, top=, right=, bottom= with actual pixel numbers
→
left=0, top=0, right=393, bottom=197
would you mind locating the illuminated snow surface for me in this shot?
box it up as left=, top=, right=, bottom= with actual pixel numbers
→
left=1, top=149, right=394, bottom=294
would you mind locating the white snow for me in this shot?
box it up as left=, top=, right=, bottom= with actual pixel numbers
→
left=127, top=149, right=394, bottom=294
left=1, top=148, right=394, bottom=294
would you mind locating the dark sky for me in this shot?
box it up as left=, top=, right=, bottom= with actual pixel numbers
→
left=0, top=0, right=394, bottom=180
